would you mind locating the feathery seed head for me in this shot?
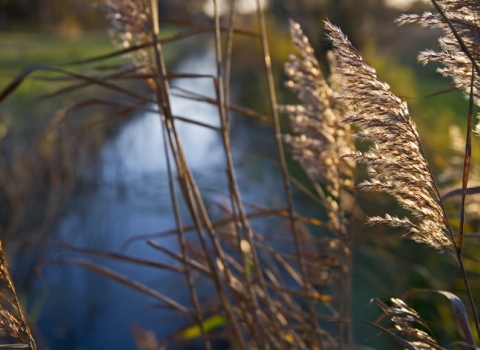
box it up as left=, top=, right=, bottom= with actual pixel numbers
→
left=386, top=298, right=438, bottom=349
left=280, top=20, right=355, bottom=201
left=99, top=0, right=152, bottom=65
left=0, top=242, right=36, bottom=348
left=397, top=1, right=480, bottom=129
left=325, top=20, right=455, bottom=256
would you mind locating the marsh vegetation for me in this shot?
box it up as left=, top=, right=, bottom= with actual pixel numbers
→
left=1, top=0, right=480, bottom=349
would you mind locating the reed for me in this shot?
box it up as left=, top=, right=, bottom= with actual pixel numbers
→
left=0, top=0, right=479, bottom=349
left=0, top=242, right=35, bottom=349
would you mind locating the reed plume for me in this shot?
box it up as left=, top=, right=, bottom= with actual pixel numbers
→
left=280, top=21, right=356, bottom=237
left=325, top=20, right=456, bottom=256
left=280, top=20, right=355, bottom=201
left=397, top=1, right=480, bottom=129
left=98, top=0, right=151, bottom=65
left=374, top=298, right=441, bottom=349
left=0, top=242, right=35, bottom=349
left=279, top=20, right=357, bottom=348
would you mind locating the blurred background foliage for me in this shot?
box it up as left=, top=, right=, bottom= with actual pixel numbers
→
left=1, top=0, right=479, bottom=348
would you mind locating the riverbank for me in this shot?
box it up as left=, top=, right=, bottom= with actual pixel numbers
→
left=0, top=29, right=188, bottom=281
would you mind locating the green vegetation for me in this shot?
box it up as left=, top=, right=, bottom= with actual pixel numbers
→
left=0, top=33, right=119, bottom=133
left=1, top=1, right=480, bottom=350
left=0, top=29, right=179, bottom=133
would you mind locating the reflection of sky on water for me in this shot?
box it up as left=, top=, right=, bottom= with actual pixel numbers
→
left=36, top=51, right=284, bottom=350
left=37, top=52, right=225, bottom=350
left=384, top=0, right=419, bottom=10
left=202, top=0, right=269, bottom=17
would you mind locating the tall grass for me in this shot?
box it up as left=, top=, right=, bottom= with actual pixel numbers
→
left=0, top=0, right=479, bottom=349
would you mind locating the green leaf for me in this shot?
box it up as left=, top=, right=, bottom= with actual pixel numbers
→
left=181, top=315, right=227, bottom=340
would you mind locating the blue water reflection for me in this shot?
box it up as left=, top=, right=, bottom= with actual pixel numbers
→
left=36, top=51, right=283, bottom=350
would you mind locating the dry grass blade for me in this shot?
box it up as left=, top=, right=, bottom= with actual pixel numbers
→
left=442, top=186, right=480, bottom=200
left=34, top=98, right=156, bottom=134
left=0, top=65, right=154, bottom=104
left=0, top=344, right=32, bottom=349
left=146, top=240, right=211, bottom=277
left=170, top=86, right=270, bottom=122
left=48, top=257, right=191, bottom=315
left=65, top=28, right=207, bottom=66
left=159, top=18, right=258, bottom=37
left=121, top=207, right=325, bottom=252
left=55, top=241, right=187, bottom=274
left=37, top=66, right=145, bottom=101
left=254, top=6, right=325, bottom=347
left=436, top=291, right=476, bottom=346
left=359, top=320, right=420, bottom=350
left=78, top=103, right=141, bottom=132
left=64, top=41, right=154, bottom=66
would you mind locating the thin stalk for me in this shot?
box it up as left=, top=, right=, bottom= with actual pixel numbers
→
left=162, top=57, right=249, bottom=350
left=213, top=0, right=251, bottom=297
left=459, top=63, right=475, bottom=254
left=213, top=0, right=302, bottom=347
left=336, top=242, right=345, bottom=350
left=224, top=0, right=237, bottom=108
left=121, top=207, right=324, bottom=251
left=149, top=2, right=211, bottom=346
left=254, top=1, right=323, bottom=346
left=428, top=0, right=480, bottom=339
left=459, top=83, right=480, bottom=339
left=413, top=119, right=480, bottom=341
left=458, top=253, right=480, bottom=339
left=162, top=125, right=212, bottom=350
left=346, top=188, right=359, bottom=349
left=147, top=240, right=211, bottom=276
left=147, top=2, right=246, bottom=347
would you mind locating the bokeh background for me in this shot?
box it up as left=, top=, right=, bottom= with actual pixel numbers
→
left=1, top=0, right=479, bottom=349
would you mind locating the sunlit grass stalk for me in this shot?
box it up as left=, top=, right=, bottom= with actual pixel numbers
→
left=431, top=0, right=480, bottom=338
left=254, top=2, right=324, bottom=346
left=148, top=0, right=212, bottom=347
left=145, top=3, right=248, bottom=347
left=280, top=20, right=356, bottom=347
left=211, top=0, right=268, bottom=346
left=224, top=0, right=237, bottom=109
left=213, top=2, right=319, bottom=348
left=398, top=0, right=480, bottom=337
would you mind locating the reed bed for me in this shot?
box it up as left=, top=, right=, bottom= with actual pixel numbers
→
left=0, top=0, right=479, bottom=349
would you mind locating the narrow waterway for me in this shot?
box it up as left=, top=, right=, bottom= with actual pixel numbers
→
left=35, top=50, right=284, bottom=350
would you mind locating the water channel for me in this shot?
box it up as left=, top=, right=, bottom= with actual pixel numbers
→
left=35, top=50, right=286, bottom=350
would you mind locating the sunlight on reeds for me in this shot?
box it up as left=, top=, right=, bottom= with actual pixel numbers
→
left=1, top=0, right=480, bottom=349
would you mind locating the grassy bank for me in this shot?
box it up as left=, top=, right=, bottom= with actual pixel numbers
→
left=0, top=33, right=120, bottom=133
